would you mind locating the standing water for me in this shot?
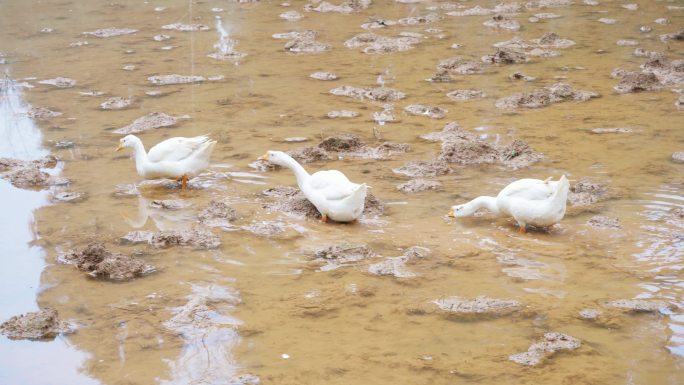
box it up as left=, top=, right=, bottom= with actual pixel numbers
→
left=0, top=0, right=683, bottom=384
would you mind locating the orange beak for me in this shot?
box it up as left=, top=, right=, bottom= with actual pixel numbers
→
left=115, top=143, right=124, bottom=152
left=258, top=153, right=268, bottom=161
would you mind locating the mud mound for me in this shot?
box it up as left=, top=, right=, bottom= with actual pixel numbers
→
left=404, top=104, right=447, bottom=119
left=38, top=77, right=76, bottom=88
left=51, top=191, right=87, bottom=203
left=83, top=27, right=137, bottom=37
left=305, top=0, right=371, bottom=13
left=150, top=229, right=221, bottom=249
left=500, top=139, right=544, bottom=168
left=439, top=141, right=500, bottom=165
left=613, top=72, right=662, bottom=94
left=26, top=106, right=62, bottom=120
left=397, top=179, right=442, bottom=193
left=316, top=133, right=408, bottom=160
left=568, top=178, right=609, bottom=208
left=241, top=220, right=304, bottom=239
left=312, top=244, right=377, bottom=271
left=101, top=97, right=133, bottom=110
left=481, top=48, right=528, bottom=64
left=673, top=152, right=684, bottom=163
left=327, top=110, right=359, bottom=118
left=510, top=72, right=536, bottom=81
left=532, top=32, right=576, bottom=48
left=62, top=242, right=154, bottom=281
left=496, top=83, right=599, bottom=109
left=368, top=256, right=416, bottom=277
left=483, top=15, right=521, bottom=31
left=433, top=296, right=523, bottom=317
left=437, top=56, right=486, bottom=74
left=420, top=122, right=477, bottom=142
left=0, top=155, right=59, bottom=189
left=446, top=89, right=486, bottom=101
left=288, top=146, right=330, bottom=162
left=330, top=85, right=406, bottom=101
left=509, top=332, right=581, bottom=366
left=310, top=71, right=337, bottom=80
left=150, top=199, right=190, bottom=210
left=606, top=299, right=670, bottom=312
left=161, top=23, right=209, bottom=32
left=113, top=112, right=187, bottom=134
left=398, top=13, right=442, bottom=25
left=587, top=215, right=621, bottom=229
left=198, top=200, right=237, bottom=229
left=343, top=32, right=421, bottom=54
left=0, top=308, right=71, bottom=340
left=393, top=159, right=452, bottom=177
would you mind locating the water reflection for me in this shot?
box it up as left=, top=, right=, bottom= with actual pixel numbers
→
left=634, top=186, right=684, bottom=357
left=0, top=77, right=98, bottom=384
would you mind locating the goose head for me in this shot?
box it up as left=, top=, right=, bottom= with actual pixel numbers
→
left=258, top=150, right=291, bottom=167
left=116, top=135, right=140, bottom=152
left=448, top=204, right=467, bottom=218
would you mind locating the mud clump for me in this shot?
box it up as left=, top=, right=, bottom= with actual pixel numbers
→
left=660, top=28, right=684, bottom=43
left=579, top=308, right=602, bottom=320
left=439, top=141, right=499, bottom=166
left=532, top=32, right=576, bottom=48
left=289, top=146, right=330, bottom=163
left=312, top=244, right=377, bottom=271
left=150, top=199, right=191, bottom=210
left=310, top=71, right=337, bottom=81
left=590, top=127, right=632, bottom=134
left=327, top=110, right=359, bottom=118
left=613, top=72, right=662, bottom=94
left=367, top=248, right=423, bottom=278
left=404, top=104, right=447, bottom=119
left=397, top=179, right=442, bottom=194
left=482, top=48, right=528, bottom=64
left=120, top=231, right=154, bottom=245
left=344, top=33, right=421, bottom=54
left=345, top=141, right=410, bottom=160
left=606, top=299, right=670, bottom=313
left=509, top=332, right=581, bottom=366
left=27, top=106, right=62, bottom=120
left=148, top=74, right=207, bottom=85
left=161, top=23, right=209, bottom=32
left=150, top=229, right=221, bottom=249
left=500, top=139, right=544, bottom=168
left=38, top=77, right=76, bottom=88
left=398, top=13, right=442, bottom=25
left=672, top=152, right=684, bottom=164
left=483, top=15, right=521, bottom=31
left=83, top=27, right=138, bottom=37
left=330, top=85, right=406, bottom=101
left=198, top=200, right=238, bottom=229
left=496, top=83, right=599, bottom=109
left=0, top=155, right=59, bottom=189
left=113, top=112, right=187, bottom=134
left=568, top=178, right=609, bottom=208
left=283, top=30, right=331, bottom=53
left=393, top=159, right=452, bottom=178
left=0, top=308, right=71, bottom=340
left=318, top=133, right=364, bottom=152
left=587, top=215, right=621, bottom=229
left=100, top=97, right=133, bottom=110
left=242, top=220, right=304, bottom=239
left=62, top=242, right=154, bottom=281
left=424, top=123, right=542, bottom=168
left=447, top=89, right=486, bottom=101
left=51, top=191, right=87, bottom=203
left=433, top=296, right=523, bottom=317
left=437, top=56, right=486, bottom=75
left=305, top=0, right=371, bottom=14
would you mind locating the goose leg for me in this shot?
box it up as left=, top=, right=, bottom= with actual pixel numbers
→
left=180, top=175, right=188, bottom=191
left=518, top=223, right=527, bottom=233
left=321, top=214, right=328, bottom=223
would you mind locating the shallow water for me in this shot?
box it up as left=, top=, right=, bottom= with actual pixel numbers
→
left=0, top=0, right=683, bottom=384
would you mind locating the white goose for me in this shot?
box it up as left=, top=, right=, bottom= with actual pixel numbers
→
left=448, top=176, right=570, bottom=232
left=259, top=150, right=368, bottom=222
left=116, top=134, right=216, bottom=191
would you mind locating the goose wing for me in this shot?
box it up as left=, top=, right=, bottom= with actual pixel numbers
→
left=499, top=178, right=556, bottom=201
left=308, top=170, right=357, bottom=201
left=147, top=136, right=211, bottom=162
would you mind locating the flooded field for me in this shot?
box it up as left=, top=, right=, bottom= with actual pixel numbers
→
left=0, top=0, right=683, bottom=384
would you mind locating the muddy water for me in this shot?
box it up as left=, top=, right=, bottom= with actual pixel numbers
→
left=0, top=0, right=683, bottom=384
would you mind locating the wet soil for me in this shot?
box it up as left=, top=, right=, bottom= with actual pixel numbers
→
left=0, top=308, right=71, bottom=340
left=61, top=242, right=154, bottom=281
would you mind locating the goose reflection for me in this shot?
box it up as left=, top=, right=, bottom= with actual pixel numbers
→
left=123, top=195, right=195, bottom=231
